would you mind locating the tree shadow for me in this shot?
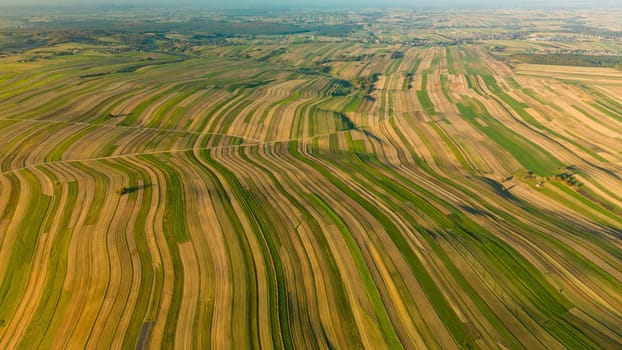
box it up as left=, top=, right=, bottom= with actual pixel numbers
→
left=480, top=177, right=520, bottom=203
left=124, top=183, right=152, bottom=194
left=335, top=112, right=383, bottom=144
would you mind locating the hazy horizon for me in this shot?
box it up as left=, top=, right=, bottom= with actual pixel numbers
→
left=2, top=0, right=622, bottom=9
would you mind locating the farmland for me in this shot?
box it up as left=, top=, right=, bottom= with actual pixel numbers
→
left=1, top=6, right=622, bottom=349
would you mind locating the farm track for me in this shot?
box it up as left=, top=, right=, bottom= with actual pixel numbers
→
left=0, top=44, right=622, bottom=349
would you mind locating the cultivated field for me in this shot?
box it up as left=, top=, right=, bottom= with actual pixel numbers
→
left=1, top=8, right=622, bottom=350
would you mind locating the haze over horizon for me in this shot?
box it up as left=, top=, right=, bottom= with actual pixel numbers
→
left=2, top=0, right=622, bottom=8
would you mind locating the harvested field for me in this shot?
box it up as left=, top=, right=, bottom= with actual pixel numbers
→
left=515, top=64, right=622, bottom=84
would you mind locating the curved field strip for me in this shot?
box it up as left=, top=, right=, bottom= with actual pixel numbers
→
left=236, top=146, right=375, bottom=348
left=0, top=39, right=622, bottom=350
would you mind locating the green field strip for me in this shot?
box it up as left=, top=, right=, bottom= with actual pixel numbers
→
left=387, top=115, right=431, bottom=170
left=431, top=162, right=622, bottom=287
left=571, top=104, right=618, bottom=129
left=0, top=172, right=21, bottom=223
left=376, top=71, right=393, bottom=120
left=118, top=84, right=175, bottom=127
left=315, top=42, right=354, bottom=64
left=96, top=128, right=136, bottom=157
left=480, top=75, right=612, bottom=166
left=267, top=82, right=323, bottom=137
left=385, top=57, right=403, bottom=77
left=543, top=181, right=622, bottom=228
left=305, top=105, right=326, bottom=137
left=257, top=100, right=281, bottom=125
left=428, top=121, right=473, bottom=172
left=332, top=150, right=528, bottom=347
left=521, top=88, right=561, bottom=111
left=141, top=155, right=188, bottom=243
left=482, top=75, right=610, bottom=166
left=260, top=80, right=316, bottom=138
left=439, top=75, right=453, bottom=102
left=67, top=81, right=140, bottom=123
left=112, top=56, right=185, bottom=74
left=491, top=88, right=610, bottom=167
left=0, top=71, right=19, bottom=85
left=459, top=47, right=492, bottom=76
left=426, top=176, right=622, bottom=348
left=584, top=86, right=622, bottom=119
left=308, top=193, right=404, bottom=349
left=81, top=159, right=154, bottom=348
left=289, top=95, right=330, bottom=139
left=139, top=154, right=185, bottom=348
left=434, top=234, right=528, bottom=349
left=17, top=177, right=78, bottom=349
left=76, top=54, right=184, bottom=78
left=0, top=119, right=19, bottom=132
left=504, top=76, right=521, bottom=90
left=11, top=87, right=92, bottom=120
left=238, top=146, right=364, bottom=348
left=344, top=94, right=364, bottom=113
left=0, top=71, right=65, bottom=101
left=409, top=55, right=423, bottom=76
left=13, top=79, right=74, bottom=105
left=45, top=125, right=98, bottom=162
left=106, top=158, right=159, bottom=349
left=68, top=162, right=109, bottom=226
left=563, top=312, right=622, bottom=350
left=188, top=89, right=236, bottom=132
left=403, top=116, right=446, bottom=168
left=289, top=140, right=477, bottom=349
left=277, top=89, right=302, bottom=106
left=0, top=123, right=61, bottom=172
left=430, top=52, right=442, bottom=71
left=302, top=43, right=332, bottom=60
left=265, top=104, right=291, bottom=140
left=93, top=159, right=154, bottom=348
left=379, top=90, right=390, bottom=121
left=240, top=182, right=318, bottom=349
left=578, top=184, right=621, bottom=217
left=480, top=75, right=544, bottom=128
left=207, top=98, right=256, bottom=147
left=139, top=130, right=180, bottom=153
left=146, top=84, right=205, bottom=129
left=0, top=170, right=52, bottom=326
left=199, top=90, right=253, bottom=146
left=464, top=74, right=479, bottom=93
left=162, top=89, right=212, bottom=130
left=221, top=68, right=283, bottom=92
left=456, top=99, right=561, bottom=176
left=184, top=151, right=261, bottom=349
left=589, top=102, right=622, bottom=124
left=416, top=74, right=437, bottom=115
left=14, top=78, right=118, bottom=121
left=86, top=91, right=139, bottom=125
left=334, top=133, right=603, bottom=348
left=402, top=54, right=422, bottom=90
left=199, top=151, right=292, bottom=350
left=560, top=129, right=609, bottom=163
left=446, top=47, right=456, bottom=75
left=379, top=172, right=600, bottom=348
left=388, top=89, right=395, bottom=119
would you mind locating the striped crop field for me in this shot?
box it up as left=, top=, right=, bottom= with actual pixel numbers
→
left=1, top=38, right=622, bottom=349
